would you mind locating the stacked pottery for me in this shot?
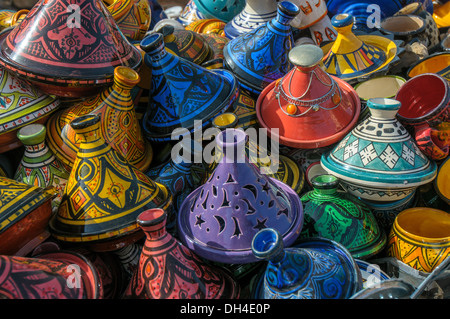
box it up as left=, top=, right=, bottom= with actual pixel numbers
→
left=123, top=208, right=241, bottom=299
left=49, top=114, right=172, bottom=251
left=299, top=174, right=386, bottom=260
left=223, top=1, right=300, bottom=96
left=256, top=44, right=360, bottom=149
left=223, top=0, right=278, bottom=40
left=321, top=98, right=437, bottom=203
left=140, top=32, right=238, bottom=142
left=251, top=228, right=363, bottom=299
left=177, top=128, right=304, bottom=265
left=14, top=124, right=70, bottom=212
left=0, top=0, right=142, bottom=99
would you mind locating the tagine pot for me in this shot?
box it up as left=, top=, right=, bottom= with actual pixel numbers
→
left=0, top=9, right=28, bottom=32
left=223, top=1, right=299, bottom=96
left=140, top=32, right=238, bottom=142
left=123, top=208, right=241, bottom=299
left=0, top=251, right=102, bottom=299
left=185, top=18, right=226, bottom=36
left=395, top=73, right=450, bottom=160
left=0, top=177, right=57, bottom=256
left=49, top=114, right=172, bottom=250
left=177, top=0, right=206, bottom=26
left=46, top=66, right=153, bottom=172
left=321, top=14, right=402, bottom=84
left=299, top=174, right=386, bottom=259
left=387, top=207, right=450, bottom=273
left=104, top=0, right=151, bottom=41
left=251, top=228, right=362, bottom=299
left=223, top=0, right=278, bottom=40
left=14, top=124, right=70, bottom=212
left=0, top=67, right=60, bottom=153
left=0, top=0, right=142, bottom=98
left=289, top=0, right=328, bottom=30
left=256, top=44, right=360, bottom=149
left=307, top=14, right=337, bottom=46
left=321, top=98, right=437, bottom=203
left=177, top=128, right=304, bottom=264
left=193, top=0, right=245, bottom=23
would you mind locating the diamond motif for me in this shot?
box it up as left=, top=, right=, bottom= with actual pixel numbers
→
left=360, top=143, right=377, bottom=166
left=379, top=145, right=399, bottom=169
left=335, top=135, right=350, bottom=152
left=343, top=139, right=359, bottom=161
left=401, top=144, right=415, bottom=166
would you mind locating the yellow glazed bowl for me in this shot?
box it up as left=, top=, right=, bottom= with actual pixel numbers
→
left=387, top=207, right=450, bottom=273
left=435, top=156, right=450, bottom=205
left=407, top=52, right=450, bottom=82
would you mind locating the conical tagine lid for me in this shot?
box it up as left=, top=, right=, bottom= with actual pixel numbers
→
left=321, top=98, right=437, bottom=191
left=49, top=114, right=172, bottom=245
left=321, top=14, right=402, bottom=83
left=0, top=0, right=142, bottom=98
left=177, top=128, right=304, bottom=264
left=256, top=44, right=360, bottom=149
left=140, top=32, right=238, bottom=142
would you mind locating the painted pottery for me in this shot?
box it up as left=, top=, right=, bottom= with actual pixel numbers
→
left=140, top=32, right=238, bottom=142
left=441, top=34, right=450, bottom=52
left=193, top=0, right=245, bottom=22
left=0, top=177, right=57, bottom=256
left=378, top=15, right=428, bottom=46
left=158, top=25, right=214, bottom=65
left=177, top=129, right=304, bottom=264
left=14, top=124, right=70, bottom=212
left=289, top=0, right=328, bottom=30
left=0, top=0, right=142, bottom=98
left=321, top=98, right=437, bottom=202
left=394, top=2, right=440, bottom=49
left=433, top=1, right=450, bottom=28
left=251, top=228, right=362, bottom=299
left=321, top=14, right=402, bottom=84
left=46, top=66, right=153, bottom=172
left=308, top=14, right=337, bottom=46
left=395, top=73, right=449, bottom=160
left=256, top=44, right=360, bottom=149
left=0, top=9, right=28, bottom=32
left=209, top=112, right=306, bottom=195
left=177, top=0, right=206, bottom=26
left=299, top=174, right=386, bottom=259
left=223, top=1, right=299, bottom=95
left=407, top=52, right=450, bottom=82
left=123, top=208, right=241, bottom=299
left=104, top=0, right=151, bottom=41
left=353, top=75, right=406, bottom=121
left=200, top=33, right=229, bottom=63
left=223, top=0, right=278, bottom=40
left=435, top=157, right=450, bottom=205
left=229, top=89, right=258, bottom=129
left=387, top=207, right=450, bottom=273
left=0, top=67, right=60, bottom=153
left=49, top=114, right=172, bottom=247
left=186, top=18, right=226, bottom=36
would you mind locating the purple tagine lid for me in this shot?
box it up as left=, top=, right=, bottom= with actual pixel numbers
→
left=177, top=128, right=304, bottom=264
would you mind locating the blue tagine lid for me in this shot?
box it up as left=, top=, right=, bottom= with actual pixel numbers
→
left=320, top=98, right=437, bottom=202
left=251, top=228, right=363, bottom=299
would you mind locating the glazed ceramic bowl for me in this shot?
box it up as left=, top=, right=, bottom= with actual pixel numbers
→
left=379, top=15, right=427, bottom=45
left=433, top=1, right=450, bottom=28
left=407, top=53, right=450, bottom=82
left=387, top=207, right=450, bottom=273
left=435, top=157, right=450, bottom=205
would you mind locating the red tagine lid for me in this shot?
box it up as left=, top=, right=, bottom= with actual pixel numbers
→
left=256, top=44, right=360, bottom=149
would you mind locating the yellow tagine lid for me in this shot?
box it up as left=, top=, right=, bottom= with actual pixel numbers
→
left=321, top=14, right=403, bottom=83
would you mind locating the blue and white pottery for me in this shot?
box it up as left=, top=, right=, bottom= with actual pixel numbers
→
left=223, top=1, right=300, bottom=96
left=251, top=228, right=363, bottom=299
left=193, top=0, right=246, bottom=22
left=321, top=98, right=437, bottom=202
left=223, top=0, right=278, bottom=40
left=177, top=0, right=207, bottom=26
left=139, top=32, right=239, bottom=142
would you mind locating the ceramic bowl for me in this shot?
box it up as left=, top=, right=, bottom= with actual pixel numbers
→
left=387, top=207, right=450, bottom=273
left=407, top=53, right=450, bottom=83
left=433, top=1, right=450, bottom=28
left=435, top=157, right=450, bottom=205
left=378, top=15, right=427, bottom=45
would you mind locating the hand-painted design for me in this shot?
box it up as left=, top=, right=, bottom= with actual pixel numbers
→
left=193, top=0, right=246, bottom=23
left=0, top=9, right=28, bottom=32
left=251, top=228, right=362, bottom=299
left=0, top=0, right=142, bottom=97
left=49, top=114, right=172, bottom=245
left=140, top=33, right=238, bottom=142
left=123, top=208, right=240, bottom=299
left=177, top=0, right=206, bottom=26
left=14, top=124, right=70, bottom=212
left=177, top=129, right=303, bottom=264
left=299, top=175, right=386, bottom=259
left=223, top=1, right=299, bottom=95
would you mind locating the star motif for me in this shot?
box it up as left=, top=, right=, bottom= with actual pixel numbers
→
left=195, top=215, right=205, bottom=228
left=253, top=218, right=268, bottom=231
